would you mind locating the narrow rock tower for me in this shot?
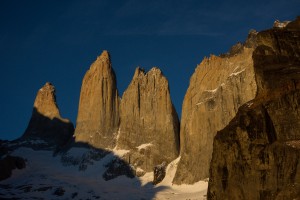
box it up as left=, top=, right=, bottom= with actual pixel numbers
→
left=117, top=67, right=180, bottom=172
left=23, top=82, right=74, bottom=145
left=74, top=50, right=120, bottom=149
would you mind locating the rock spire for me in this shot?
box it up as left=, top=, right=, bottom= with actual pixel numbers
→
left=74, top=50, right=120, bottom=149
left=23, top=82, right=74, bottom=146
left=117, top=67, right=180, bottom=172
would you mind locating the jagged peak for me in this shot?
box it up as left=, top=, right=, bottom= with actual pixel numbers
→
left=39, top=82, right=55, bottom=92
left=148, top=67, right=163, bottom=75
left=273, top=19, right=291, bottom=29
left=133, top=67, right=146, bottom=78
left=132, top=66, right=164, bottom=78
left=23, top=81, right=74, bottom=144
left=88, top=50, right=113, bottom=73
left=36, top=82, right=56, bottom=102
left=34, top=82, right=60, bottom=119
left=97, top=50, right=110, bottom=61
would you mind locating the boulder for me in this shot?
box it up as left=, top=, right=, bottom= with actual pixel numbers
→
left=0, top=155, right=26, bottom=181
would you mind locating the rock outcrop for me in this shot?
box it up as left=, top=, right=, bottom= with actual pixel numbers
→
left=174, top=34, right=258, bottom=184
left=23, top=82, right=74, bottom=146
left=74, top=51, right=120, bottom=149
left=117, top=67, right=180, bottom=172
left=153, top=161, right=167, bottom=185
left=0, top=155, right=26, bottom=181
left=208, top=17, right=300, bottom=199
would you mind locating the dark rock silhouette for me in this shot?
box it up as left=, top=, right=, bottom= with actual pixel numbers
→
left=153, top=161, right=167, bottom=185
left=0, top=155, right=26, bottom=181
left=103, top=157, right=135, bottom=181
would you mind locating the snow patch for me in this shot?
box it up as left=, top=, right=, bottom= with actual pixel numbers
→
left=138, top=156, right=208, bottom=199
left=273, top=20, right=290, bottom=28
left=196, top=102, right=204, bottom=106
left=6, top=139, right=47, bottom=147
left=1, top=147, right=208, bottom=200
left=247, top=102, right=254, bottom=107
left=230, top=68, right=245, bottom=77
left=136, top=143, right=153, bottom=151
left=112, top=148, right=130, bottom=157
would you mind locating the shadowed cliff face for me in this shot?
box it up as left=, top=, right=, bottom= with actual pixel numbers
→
left=117, top=67, right=180, bottom=173
left=208, top=17, right=300, bottom=200
left=22, top=82, right=74, bottom=146
left=253, top=20, right=300, bottom=98
left=173, top=33, right=258, bottom=184
left=74, top=51, right=120, bottom=149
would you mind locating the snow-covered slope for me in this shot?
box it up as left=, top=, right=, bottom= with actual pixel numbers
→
left=0, top=144, right=207, bottom=200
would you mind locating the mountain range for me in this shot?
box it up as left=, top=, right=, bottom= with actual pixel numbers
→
left=0, top=16, right=299, bottom=200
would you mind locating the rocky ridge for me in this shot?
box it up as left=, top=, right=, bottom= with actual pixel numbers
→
left=208, top=17, right=300, bottom=199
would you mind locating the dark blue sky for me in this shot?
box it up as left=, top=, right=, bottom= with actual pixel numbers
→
left=0, top=0, right=299, bottom=140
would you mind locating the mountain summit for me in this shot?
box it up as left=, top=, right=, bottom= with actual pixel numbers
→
left=117, top=66, right=180, bottom=172
left=22, top=82, right=74, bottom=146
left=2, top=16, right=300, bottom=200
left=74, top=50, right=120, bottom=149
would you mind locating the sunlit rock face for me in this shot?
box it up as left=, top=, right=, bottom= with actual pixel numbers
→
left=23, top=82, right=74, bottom=146
left=74, top=51, right=120, bottom=149
left=208, top=17, right=300, bottom=200
left=117, top=67, right=180, bottom=172
left=173, top=33, right=258, bottom=184
left=72, top=50, right=179, bottom=176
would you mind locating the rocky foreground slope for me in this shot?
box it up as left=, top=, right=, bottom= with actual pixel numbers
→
left=208, top=17, right=300, bottom=199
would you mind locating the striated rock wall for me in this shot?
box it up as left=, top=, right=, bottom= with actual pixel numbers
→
left=174, top=39, right=258, bottom=184
left=74, top=51, right=120, bottom=149
left=23, top=82, right=74, bottom=146
left=208, top=17, right=300, bottom=199
left=117, top=67, right=180, bottom=172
